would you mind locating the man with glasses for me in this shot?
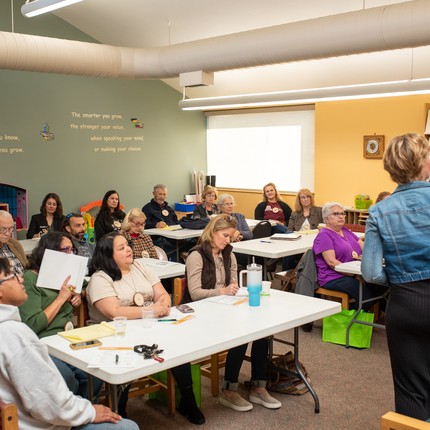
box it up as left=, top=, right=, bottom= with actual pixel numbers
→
left=0, top=257, right=138, bottom=430
left=62, top=213, right=95, bottom=261
left=0, top=210, right=27, bottom=274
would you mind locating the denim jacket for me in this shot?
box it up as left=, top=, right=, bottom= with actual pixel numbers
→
left=362, top=181, right=430, bottom=285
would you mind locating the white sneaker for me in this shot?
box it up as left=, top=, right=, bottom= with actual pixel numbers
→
left=219, top=391, right=253, bottom=412
left=249, top=389, right=282, bottom=409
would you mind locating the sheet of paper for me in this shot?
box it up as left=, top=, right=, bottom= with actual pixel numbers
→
left=58, top=321, right=116, bottom=342
left=339, top=260, right=361, bottom=269
left=164, top=307, right=185, bottom=319
left=138, top=258, right=180, bottom=268
left=87, top=347, right=139, bottom=368
left=204, top=295, right=249, bottom=306
left=36, top=249, right=88, bottom=294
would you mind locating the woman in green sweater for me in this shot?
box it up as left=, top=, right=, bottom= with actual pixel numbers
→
left=19, top=231, right=102, bottom=399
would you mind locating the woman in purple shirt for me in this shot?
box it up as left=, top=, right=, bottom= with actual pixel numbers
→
left=313, top=202, right=386, bottom=311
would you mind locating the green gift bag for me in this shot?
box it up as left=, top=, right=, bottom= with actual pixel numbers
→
left=148, top=364, right=201, bottom=408
left=322, top=309, right=374, bottom=348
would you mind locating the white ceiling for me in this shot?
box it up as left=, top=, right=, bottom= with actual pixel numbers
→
left=53, top=0, right=430, bottom=99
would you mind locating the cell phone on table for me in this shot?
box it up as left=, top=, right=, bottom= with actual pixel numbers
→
left=176, top=304, right=194, bottom=313
left=70, top=340, right=102, bottom=350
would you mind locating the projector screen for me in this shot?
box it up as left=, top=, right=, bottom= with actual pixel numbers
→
left=207, top=108, right=315, bottom=192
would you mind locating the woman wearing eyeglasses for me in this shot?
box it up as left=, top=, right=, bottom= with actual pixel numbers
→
left=192, top=185, right=220, bottom=220
left=313, top=202, right=386, bottom=311
left=217, top=194, right=252, bottom=243
left=287, top=189, right=323, bottom=232
left=18, top=231, right=102, bottom=400
left=121, top=209, right=158, bottom=260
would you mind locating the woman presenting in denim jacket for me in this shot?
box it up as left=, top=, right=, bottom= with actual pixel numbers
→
left=362, top=133, right=430, bottom=421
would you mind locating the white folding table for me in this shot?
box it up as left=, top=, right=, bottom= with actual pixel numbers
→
left=144, top=220, right=277, bottom=261
left=144, top=227, right=203, bottom=261
left=232, top=234, right=319, bottom=279
left=18, top=238, right=39, bottom=255
left=232, top=231, right=365, bottom=279
left=134, top=258, right=185, bottom=279
left=335, top=261, right=386, bottom=348
left=42, top=290, right=340, bottom=414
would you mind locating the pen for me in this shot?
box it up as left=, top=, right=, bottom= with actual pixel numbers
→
left=157, top=319, right=177, bottom=322
left=115, top=354, right=119, bottom=365
left=260, top=240, right=272, bottom=243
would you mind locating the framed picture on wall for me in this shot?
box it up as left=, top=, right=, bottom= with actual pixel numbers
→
left=363, top=135, right=385, bottom=159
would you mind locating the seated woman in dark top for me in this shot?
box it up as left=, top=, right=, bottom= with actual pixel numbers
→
left=287, top=188, right=323, bottom=231
left=192, top=185, right=220, bottom=219
left=94, top=190, right=125, bottom=242
left=254, top=182, right=292, bottom=234
left=27, top=193, right=65, bottom=239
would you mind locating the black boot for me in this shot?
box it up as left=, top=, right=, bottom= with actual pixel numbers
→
left=178, top=386, right=205, bottom=425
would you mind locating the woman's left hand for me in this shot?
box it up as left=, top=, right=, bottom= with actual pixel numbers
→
left=69, top=293, right=81, bottom=307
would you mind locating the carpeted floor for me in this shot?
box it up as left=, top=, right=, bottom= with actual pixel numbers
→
left=126, top=281, right=394, bottom=429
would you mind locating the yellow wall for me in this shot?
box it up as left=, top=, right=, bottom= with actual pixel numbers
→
left=315, top=94, right=429, bottom=207
left=221, top=94, right=429, bottom=217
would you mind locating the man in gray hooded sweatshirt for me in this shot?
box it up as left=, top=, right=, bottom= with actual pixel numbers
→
left=0, top=257, right=138, bottom=430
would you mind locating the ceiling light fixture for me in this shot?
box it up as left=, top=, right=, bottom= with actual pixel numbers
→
left=178, top=79, right=430, bottom=111
left=21, top=0, right=83, bottom=18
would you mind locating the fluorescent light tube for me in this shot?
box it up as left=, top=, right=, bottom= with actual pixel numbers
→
left=21, top=0, right=83, bottom=18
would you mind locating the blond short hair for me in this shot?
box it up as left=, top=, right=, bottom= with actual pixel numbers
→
left=261, top=182, right=283, bottom=202
left=202, top=185, right=218, bottom=201
left=122, top=208, right=146, bottom=232
left=198, top=214, right=237, bottom=248
left=383, top=133, right=430, bottom=184
left=294, top=188, right=315, bottom=212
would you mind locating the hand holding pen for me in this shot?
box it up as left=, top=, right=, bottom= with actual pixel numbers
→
left=221, top=279, right=240, bottom=296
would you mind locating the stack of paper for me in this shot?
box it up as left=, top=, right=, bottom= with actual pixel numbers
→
left=58, top=322, right=115, bottom=342
left=271, top=233, right=301, bottom=241
left=36, top=249, right=88, bottom=293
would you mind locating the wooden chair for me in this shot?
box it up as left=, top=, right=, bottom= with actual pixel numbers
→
left=173, top=277, right=250, bottom=397
left=126, top=370, right=176, bottom=413
left=0, top=403, right=19, bottom=430
left=381, top=412, right=430, bottom=430
left=344, top=223, right=366, bottom=233
left=314, top=287, right=350, bottom=310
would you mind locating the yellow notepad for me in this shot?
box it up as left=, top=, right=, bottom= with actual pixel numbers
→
left=58, top=321, right=116, bottom=342
left=157, top=225, right=182, bottom=231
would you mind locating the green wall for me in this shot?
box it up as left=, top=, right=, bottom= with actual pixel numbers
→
left=0, top=2, right=207, bottom=223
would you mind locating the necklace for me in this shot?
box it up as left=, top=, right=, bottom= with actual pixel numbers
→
left=122, top=270, right=145, bottom=306
left=326, top=227, right=358, bottom=258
